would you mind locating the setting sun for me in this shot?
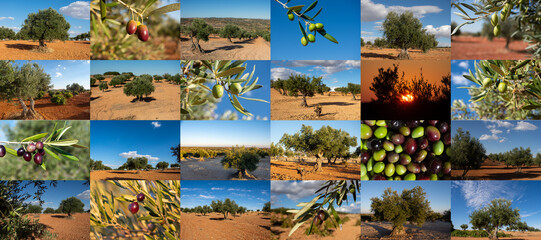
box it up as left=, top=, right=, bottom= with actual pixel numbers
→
left=401, top=94, right=414, bottom=103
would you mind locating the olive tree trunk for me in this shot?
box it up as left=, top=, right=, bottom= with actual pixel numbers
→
left=190, top=36, right=204, bottom=53
left=397, top=48, right=410, bottom=60
left=351, top=92, right=357, bottom=100
left=301, top=94, right=308, bottom=107
left=39, top=39, right=47, bottom=47
left=390, top=225, right=406, bottom=236
left=18, top=98, right=36, bottom=119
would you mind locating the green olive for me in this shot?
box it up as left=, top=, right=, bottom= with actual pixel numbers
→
left=384, top=163, right=395, bottom=177
left=212, top=84, right=224, bottom=98
left=361, top=164, right=367, bottom=177
left=498, top=82, right=507, bottom=93
left=307, top=34, right=315, bottom=42
left=361, top=124, right=372, bottom=140
left=374, top=126, right=387, bottom=139
left=309, top=24, right=316, bottom=32
left=494, top=25, right=501, bottom=37
left=373, top=162, right=385, bottom=174
left=394, top=144, right=403, bottom=154
left=491, top=13, right=498, bottom=26
left=432, top=140, right=444, bottom=156
left=411, top=126, right=424, bottom=139
left=482, top=78, right=493, bottom=88
left=301, top=37, right=308, bottom=46
left=404, top=173, right=416, bottom=181
left=395, top=164, right=407, bottom=176
left=229, top=83, right=242, bottom=95
left=315, top=23, right=324, bottom=30
left=288, top=14, right=294, bottom=21
left=373, top=149, right=386, bottom=161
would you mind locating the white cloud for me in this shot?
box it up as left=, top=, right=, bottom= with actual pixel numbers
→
left=451, top=72, right=469, bottom=85
left=271, top=67, right=302, bottom=80
left=0, top=17, right=14, bottom=21
left=199, top=194, right=215, bottom=199
left=479, top=134, right=499, bottom=141
left=486, top=120, right=514, bottom=128
left=336, top=201, right=361, bottom=214
left=59, top=1, right=90, bottom=20
left=151, top=121, right=161, bottom=128
left=490, top=129, right=502, bottom=135
left=76, top=190, right=91, bottom=200
left=458, top=61, right=469, bottom=69
left=361, top=0, right=443, bottom=22
left=499, top=137, right=507, bottom=143
left=119, top=151, right=159, bottom=162
left=361, top=31, right=374, bottom=36
left=424, top=25, right=450, bottom=38
left=522, top=210, right=541, bottom=218
left=211, top=187, right=224, bottom=191
left=271, top=181, right=321, bottom=201
left=55, top=72, right=63, bottom=78
left=453, top=181, right=518, bottom=209
left=514, top=121, right=537, bottom=131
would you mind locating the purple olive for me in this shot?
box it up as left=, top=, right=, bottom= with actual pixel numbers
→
left=404, top=138, right=417, bottom=155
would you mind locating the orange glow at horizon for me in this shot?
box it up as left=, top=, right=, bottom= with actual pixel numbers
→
left=401, top=94, right=414, bottom=103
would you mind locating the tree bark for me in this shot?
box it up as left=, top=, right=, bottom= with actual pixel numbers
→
left=351, top=93, right=356, bottom=100
left=505, top=38, right=510, bottom=50
left=190, top=36, right=204, bottom=53
left=390, top=226, right=405, bottom=236
left=397, top=48, right=410, bottom=60
left=301, top=94, right=308, bottom=107
left=39, top=39, right=46, bottom=47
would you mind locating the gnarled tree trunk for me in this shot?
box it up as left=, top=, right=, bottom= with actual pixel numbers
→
left=397, top=48, right=410, bottom=60
left=390, top=225, right=406, bottom=236
left=190, top=36, right=204, bottom=53
left=18, top=98, right=36, bottom=119
left=301, top=94, right=308, bottom=107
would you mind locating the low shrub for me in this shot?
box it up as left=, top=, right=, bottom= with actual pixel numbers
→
left=51, top=94, right=67, bottom=105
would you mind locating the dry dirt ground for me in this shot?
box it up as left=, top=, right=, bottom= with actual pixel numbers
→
left=181, top=156, right=271, bottom=180
left=91, top=169, right=180, bottom=180
left=0, top=93, right=90, bottom=120
left=271, top=90, right=360, bottom=120
left=272, top=213, right=360, bottom=240
left=452, top=231, right=541, bottom=240
left=181, top=36, right=270, bottom=60
left=361, top=47, right=450, bottom=60
left=0, top=40, right=90, bottom=60
left=181, top=212, right=270, bottom=240
left=271, top=158, right=360, bottom=180
left=361, top=221, right=451, bottom=240
left=451, top=36, right=530, bottom=59
left=28, top=213, right=90, bottom=240
left=90, top=78, right=180, bottom=120
left=452, top=159, right=541, bottom=180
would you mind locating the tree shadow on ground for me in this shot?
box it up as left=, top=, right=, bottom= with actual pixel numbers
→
left=361, top=52, right=396, bottom=60
left=363, top=222, right=392, bottom=238
left=204, top=45, right=243, bottom=53
left=5, top=43, right=36, bottom=50
left=130, top=97, right=156, bottom=103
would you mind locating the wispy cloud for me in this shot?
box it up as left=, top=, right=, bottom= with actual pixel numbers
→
left=453, top=181, right=519, bottom=209
left=199, top=194, right=215, bottom=199
left=271, top=181, right=321, bottom=201
left=59, top=1, right=90, bottom=20
left=76, top=190, right=91, bottom=200
left=119, top=151, right=159, bottom=162
left=361, top=0, right=443, bottom=22
left=514, top=121, right=538, bottom=131
left=151, top=121, right=161, bottom=128
left=211, top=187, right=224, bottom=191
left=0, top=17, right=14, bottom=21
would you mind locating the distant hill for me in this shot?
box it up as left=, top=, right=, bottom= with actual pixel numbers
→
left=181, top=18, right=270, bottom=32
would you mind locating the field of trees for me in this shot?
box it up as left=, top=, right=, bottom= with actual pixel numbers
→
left=181, top=200, right=270, bottom=240
left=90, top=70, right=180, bottom=120
left=0, top=61, right=89, bottom=120
left=0, top=8, right=89, bottom=60
left=451, top=1, right=540, bottom=59
left=361, top=11, right=449, bottom=60
left=0, top=181, right=90, bottom=239
left=271, top=74, right=360, bottom=120
left=181, top=18, right=270, bottom=60
left=180, top=146, right=270, bottom=180
left=452, top=198, right=541, bottom=240
left=90, top=0, right=181, bottom=60
left=91, top=180, right=180, bottom=239
left=451, top=126, right=541, bottom=180
left=361, top=186, right=452, bottom=239
left=91, top=143, right=180, bottom=180
left=271, top=125, right=360, bottom=180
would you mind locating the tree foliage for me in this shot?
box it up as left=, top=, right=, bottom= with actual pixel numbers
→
left=156, top=161, right=169, bottom=169
left=470, top=198, right=520, bottom=240
left=382, top=11, right=438, bottom=59
left=450, top=128, right=486, bottom=179
left=211, top=198, right=239, bottom=219
left=58, top=196, right=84, bottom=217
left=123, top=76, right=155, bottom=101
left=90, top=159, right=112, bottom=170
left=0, top=27, right=16, bottom=40
left=221, top=146, right=261, bottom=179
left=371, top=186, right=432, bottom=235
left=20, top=8, right=70, bottom=48
left=181, top=18, right=214, bottom=53
left=118, top=157, right=148, bottom=170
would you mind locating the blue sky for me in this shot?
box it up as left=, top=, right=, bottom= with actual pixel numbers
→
left=13, top=60, right=90, bottom=89
left=360, top=181, right=451, bottom=214
left=271, top=121, right=360, bottom=152
left=271, top=0, right=360, bottom=60
left=0, top=0, right=89, bottom=37
left=181, top=121, right=270, bottom=148
left=204, top=61, right=270, bottom=120
left=181, top=180, right=270, bottom=211
left=271, top=181, right=360, bottom=213
left=181, top=0, right=269, bottom=19
left=91, top=121, right=180, bottom=169
left=21, top=180, right=90, bottom=211
left=271, top=60, right=360, bottom=91
left=452, top=120, right=541, bottom=154
left=160, top=0, right=180, bottom=20
left=361, top=0, right=451, bottom=47
left=91, top=60, right=179, bottom=76
left=452, top=181, right=541, bottom=230
left=451, top=60, right=475, bottom=110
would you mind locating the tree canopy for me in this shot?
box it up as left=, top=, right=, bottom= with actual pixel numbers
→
left=450, top=128, right=486, bottom=179
left=470, top=198, right=520, bottom=240
left=382, top=11, right=438, bottom=59
left=19, top=8, right=70, bottom=48
left=58, top=196, right=85, bottom=217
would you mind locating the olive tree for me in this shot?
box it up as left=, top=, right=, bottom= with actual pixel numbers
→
left=0, top=61, right=51, bottom=119
left=263, top=202, right=271, bottom=213
left=211, top=198, right=239, bottom=220
left=284, top=74, right=323, bottom=107
left=279, top=125, right=357, bottom=171
left=470, top=198, right=520, bottom=240
left=182, top=19, right=214, bottom=53
left=58, top=196, right=84, bottom=217
left=25, top=205, right=43, bottom=214
left=450, top=128, right=486, bottom=179
left=118, top=157, right=148, bottom=170
left=382, top=11, right=438, bottom=59
left=155, top=161, right=169, bottom=170
left=19, top=8, right=70, bottom=49
left=461, top=224, right=469, bottom=230
left=123, top=77, right=155, bottom=101
left=43, top=208, right=55, bottom=214
left=347, top=83, right=361, bottom=100
left=221, top=147, right=260, bottom=179
left=371, top=186, right=431, bottom=236
left=220, top=24, right=241, bottom=43
left=0, top=27, right=15, bottom=40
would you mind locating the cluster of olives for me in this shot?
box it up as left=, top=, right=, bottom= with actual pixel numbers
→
left=0, top=141, right=47, bottom=165
left=482, top=77, right=507, bottom=93
left=361, top=120, right=451, bottom=181
left=129, top=193, right=145, bottom=214
left=491, top=3, right=512, bottom=37
left=126, top=20, right=149, bottom=42
left=212, top=83, right=242, bottom=99
left=300, top=23, right=324, bottom=46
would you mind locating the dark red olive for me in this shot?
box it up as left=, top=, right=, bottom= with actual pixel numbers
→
left=137, top=193, right=145, bottom=202
left=137, top=24, right=149, bottom=42
left=34, top=154, right=43, bottom=165
left=360, top=152, right=370, bottom=164
left=437, top=122, right=449, bottom=133
left=426, top=126, right=441, bottom=142
left=428, top=120, right=438, bottom=126
left=373, top=174, right=387, bottom=180
left=17, top=147, right=25, bottom=156
left=404, top=138, right=417, bottom=155
left=0, top=145, right=5, bottom=157
left=129, top=202, right=139, bottom=214
left=126, top=20, right=137, bottom=35
left=391, top=133, right=405, bottom=145
left=428, top=158, right=442, bottom=174
left=418, top=137, right=429, bottom=149
left=443, top=133, right=451, bottom=145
